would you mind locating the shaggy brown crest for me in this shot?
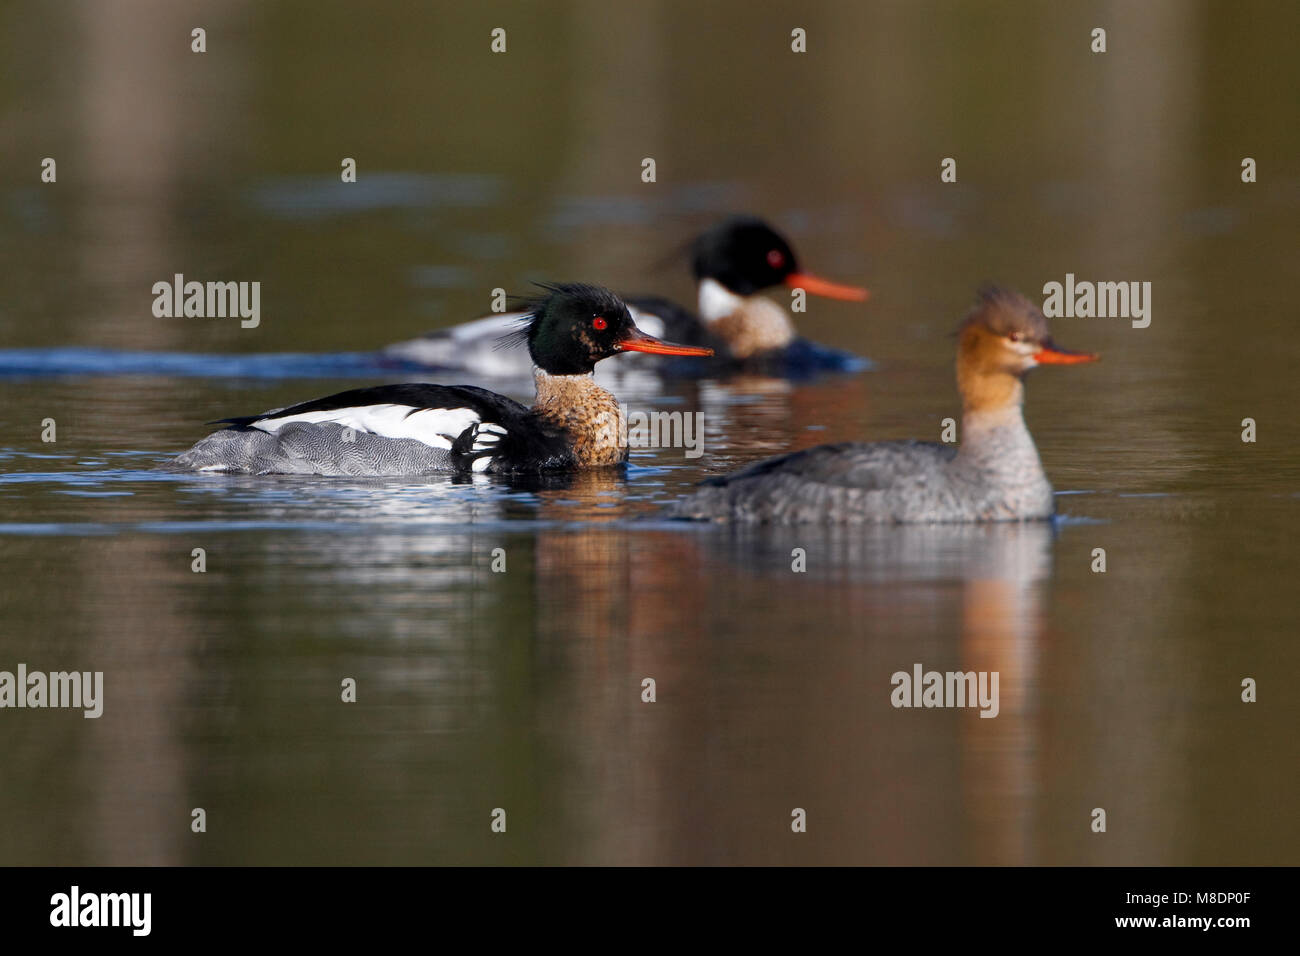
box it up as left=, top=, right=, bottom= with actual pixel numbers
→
left=959, top=286, right=1051, bottom=342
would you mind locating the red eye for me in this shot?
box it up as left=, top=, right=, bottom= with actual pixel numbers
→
left=592, top=316, right=607, bottom=330
left=766, top=249, right=785, bottom=269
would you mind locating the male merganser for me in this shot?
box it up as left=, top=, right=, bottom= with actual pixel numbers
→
left=662, top=287, right=1098, bottom=524
left=383, top=216, right=870, bottom=378
left=165, top=284, right=712, bottom=476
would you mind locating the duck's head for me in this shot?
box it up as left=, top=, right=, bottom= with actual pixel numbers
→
left=957, top=286, right=1098, bottom=410
left=691, top=216, right=869, bottom=302
left=521, top=283, right=714, bottom=375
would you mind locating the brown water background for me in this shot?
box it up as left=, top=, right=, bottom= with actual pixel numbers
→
left=0, top=0, right=1297, bottom=864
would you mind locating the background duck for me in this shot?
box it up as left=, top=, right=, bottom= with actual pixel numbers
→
left=383, top=216, right=869, bottom=379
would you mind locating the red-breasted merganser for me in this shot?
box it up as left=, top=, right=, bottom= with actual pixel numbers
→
left=662, top=287, right=1098, bottom=523
left=166, top=284, right=712, bottom=476
left=383, top=216, right=869, bottom=378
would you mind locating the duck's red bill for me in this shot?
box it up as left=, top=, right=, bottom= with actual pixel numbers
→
left=784, top=272, right=870, bottom=302
left=617, top=328, right=714, bottom=357
left=1034, top=343, right=1099, bottom=365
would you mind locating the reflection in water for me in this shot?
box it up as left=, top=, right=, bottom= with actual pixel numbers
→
left=603, top=522, right=1053, bottom=864
left=956, top=529, right=1047, bottom=865
left=72, top=0, right=247, bottom=869
left=285, top=517, right=1055, bottom=865
left=91, top=478, right=1057, bottom=864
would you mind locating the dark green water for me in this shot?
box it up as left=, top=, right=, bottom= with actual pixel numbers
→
left=0, top=0, right=1296, bottom=864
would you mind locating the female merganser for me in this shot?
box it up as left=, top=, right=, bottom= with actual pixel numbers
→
left=383, top=216, right=869, bottom=378
left=165, top=284, right=712, bottom=476
left=662, top=287, right=1098, bottom=524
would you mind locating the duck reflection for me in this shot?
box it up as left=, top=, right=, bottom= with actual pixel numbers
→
left=510, top=520, right=1054, bottom=864
left=147, top=442, right=1060, bottom=865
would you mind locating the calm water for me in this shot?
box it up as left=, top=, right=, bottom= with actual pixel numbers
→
left=1, top=0, right=1297, bottom=865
